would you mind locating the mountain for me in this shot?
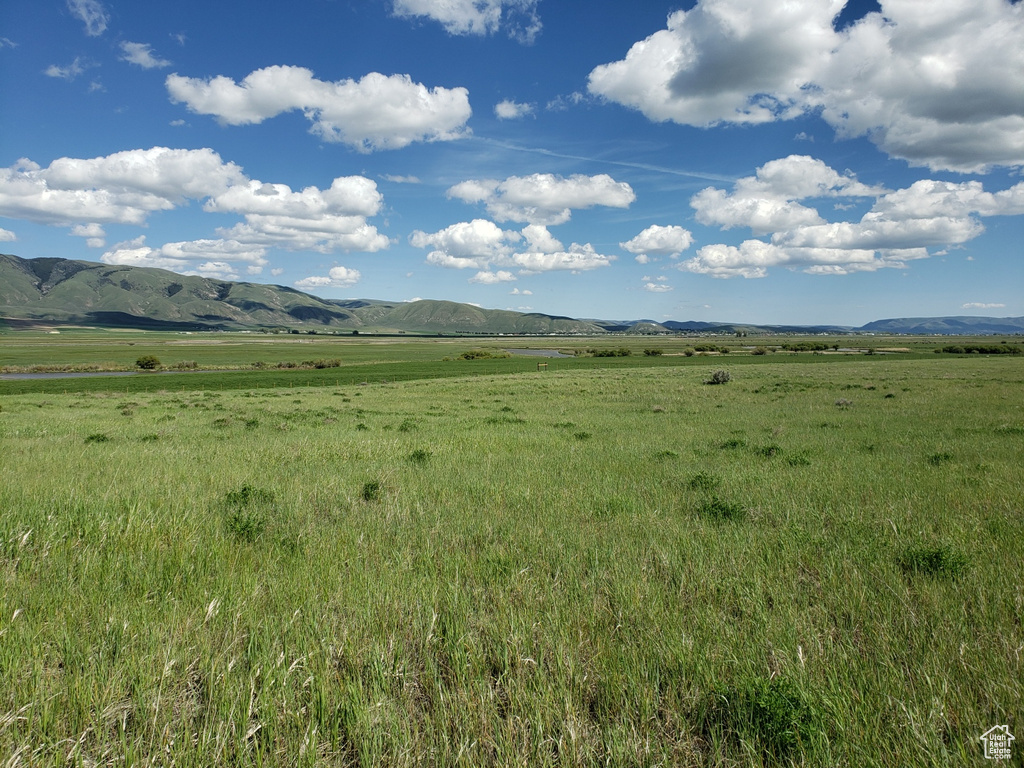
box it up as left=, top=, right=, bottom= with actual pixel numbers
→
left=2, top=254, right=1021, bottom=335
left=0, top=253, right=602, bottom=334
left=858, top=316, right=1024, bottom=335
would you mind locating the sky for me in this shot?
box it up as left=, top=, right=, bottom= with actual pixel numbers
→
left=0, top=0, right=1021, bottom=326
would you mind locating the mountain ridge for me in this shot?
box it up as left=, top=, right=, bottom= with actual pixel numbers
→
left=2, top=254, right=1022, bottom=335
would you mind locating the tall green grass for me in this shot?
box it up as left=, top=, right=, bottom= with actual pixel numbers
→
left=0, top=357, right=1021, bottom=765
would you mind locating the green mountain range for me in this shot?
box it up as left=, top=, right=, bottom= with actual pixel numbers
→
left=0, top=254, right=602, bottom=334
left=2, top=253, right=1022, bottom=335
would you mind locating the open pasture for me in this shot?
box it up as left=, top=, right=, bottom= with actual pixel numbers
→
left=0, top=353, right=1022, bottom=766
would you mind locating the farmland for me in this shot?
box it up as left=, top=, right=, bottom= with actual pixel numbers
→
left=0, top=333, right=1022, bottom=766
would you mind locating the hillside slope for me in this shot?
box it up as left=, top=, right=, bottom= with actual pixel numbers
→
left=0, top=253, right=602, bottom=334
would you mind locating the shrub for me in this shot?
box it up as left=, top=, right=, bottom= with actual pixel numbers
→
left=135, top=355, right=161, bottom=370
left=697, top=497, right=747, bottom=522
left=927, top=451, right=954, bottom=466
left=459, top=349, right=510, bottom=360
left=170, top=360, right=199, bottom=370
left=84, top=432, right=110, bottom=443
left=362, top=481, right=383, bottom=502
left=223, top=485, right=275, bottom=543
left=720, top=438, right=746, bottom=449
left=756, top=443, right=782, bottom=458
left=705, top=369, right=731, bottom=385
left=751, top=346, right=769, bottom=355
left=898, top=545, right=969, bottom=578
left=312, top=358, right=342, bottom=369
left=700, top=677, right=820, bottom=761
left=689, top=472, right=720, bottom=491
left=643, top=348, right=663, bottom=356
left=408, top=449, right=431, bottom=463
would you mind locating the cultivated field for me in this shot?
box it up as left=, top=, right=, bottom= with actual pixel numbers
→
left=0, top=337, right=1022, bottom=766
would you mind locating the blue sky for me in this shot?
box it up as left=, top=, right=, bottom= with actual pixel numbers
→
left=1, top=0, right=1021, bottom=326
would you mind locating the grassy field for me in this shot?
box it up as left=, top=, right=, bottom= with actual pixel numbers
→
left=0, top=344, right=1022, bottom=765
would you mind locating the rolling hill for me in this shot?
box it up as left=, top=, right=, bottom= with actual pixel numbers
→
left=2, top=253, right=1021, bottom=335
left=0, top=254, right=602, bottom=334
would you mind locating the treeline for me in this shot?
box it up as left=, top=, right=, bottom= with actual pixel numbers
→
left=936, top=344, right=1021, bottom=355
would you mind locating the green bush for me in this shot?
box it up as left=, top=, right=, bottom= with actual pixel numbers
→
left=898, top=544, right=969, bottom=578
left=705, top=369, right=731, bottom=385
left=135, top=355, right=161, bottom=370
left=697, top=497, right=747, bottom=522
left=700, top=677, right=821, bottom=761
left=643, top=348, right=663, bottom=356
left=362, top=481, right=383, bottom=502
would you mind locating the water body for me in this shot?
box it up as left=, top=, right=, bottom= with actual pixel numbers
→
left=504, top=349, right=574, bottom=358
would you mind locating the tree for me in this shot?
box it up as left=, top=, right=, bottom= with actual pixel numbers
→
left=135, top=355, right=161, bottom=370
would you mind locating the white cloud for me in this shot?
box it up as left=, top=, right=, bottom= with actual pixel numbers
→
left=382, top=174, right=421, bottom=184
left=294, top=265, right=361, bottom=290
left=0, top=148, right=244, bottom=226
left=67, top=0, right=108, bottom=36
left=682, top=169, right=1023, bottom=278
left=469, top=269, right=516, bottom=284
left=962, top=302, right=1006, bottom=310
left=509, top=287, right=532, bottom=295
left=0, top=37, right=17, bottom=49
left=392, top=0, right=541, bottom=43
left=691, top=155, right=884, bottom=235
left=495, top=99, right=534, bottom=119
left=101, top=236, right=268, bottom=279
left=643, top=281, right=673, bottom=293
left=167, top=66, right=472, bottom=152
left=588, top=0, right=840, bottom=126
left=588, top=0, right=1024, bottom=172
left=447, top=173, right=635, bottom=225
left=70, top=222, right=106, bottom=247
left=0, top=227, right=16, bottom=242
left=410, top=219, right=519, bottom=268
left=44, top=58, right=90, bottom=81
left=509, top=242, right=615, bottom=273
left=621, top=224, right=694, bottom=257
left=0, top=147, right=389, bottom=255
left=812, top=0, right=1024, bottom=171
left=120, top=42, right=172, bottom=69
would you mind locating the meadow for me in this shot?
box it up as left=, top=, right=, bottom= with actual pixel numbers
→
left=0, top=337, right=1022, bottom=766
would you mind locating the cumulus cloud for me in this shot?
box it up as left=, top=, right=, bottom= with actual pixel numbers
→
left=0, top=147, right=390, bottom=257
left=412, top=219, right=614, bottom=275
left=101, top=236, right=268, bottom=280
left=691, top=155, right=884, bottom=235
left=120, top=42, right=172, bottom=69
left=682, top=158, right=1024, bottom=277
left=392, top=0, right=541, bottom=43
left=621, top=224, right=694, bottom=258
left=294, top=265, right=361, bottom=290
left=0, top=227, right=16, bottom=241
left=447, top=172, right=635, bottom=225
left=509, top=287, right=532, bottom=295
left=495, top=99, right=534, bottom=119
left=469, top=269, right=516, bottom=284
left=410, top=219, right=519, bottom=269
left=167, top=66, right=472, bottom=152
left=588, top=0, right=1024, bottom=172
left=67, top=0, right=108, bottom=36
left=508, top=242, right=615, bottom=273
left=643, top=281, right=673, bottom=293
left=70, top=222, right=106, bottom=247
left=0, top=148, right=244, bottom=226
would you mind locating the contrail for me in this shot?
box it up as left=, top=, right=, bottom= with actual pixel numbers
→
left=476, top=137, right=736, bottom=184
